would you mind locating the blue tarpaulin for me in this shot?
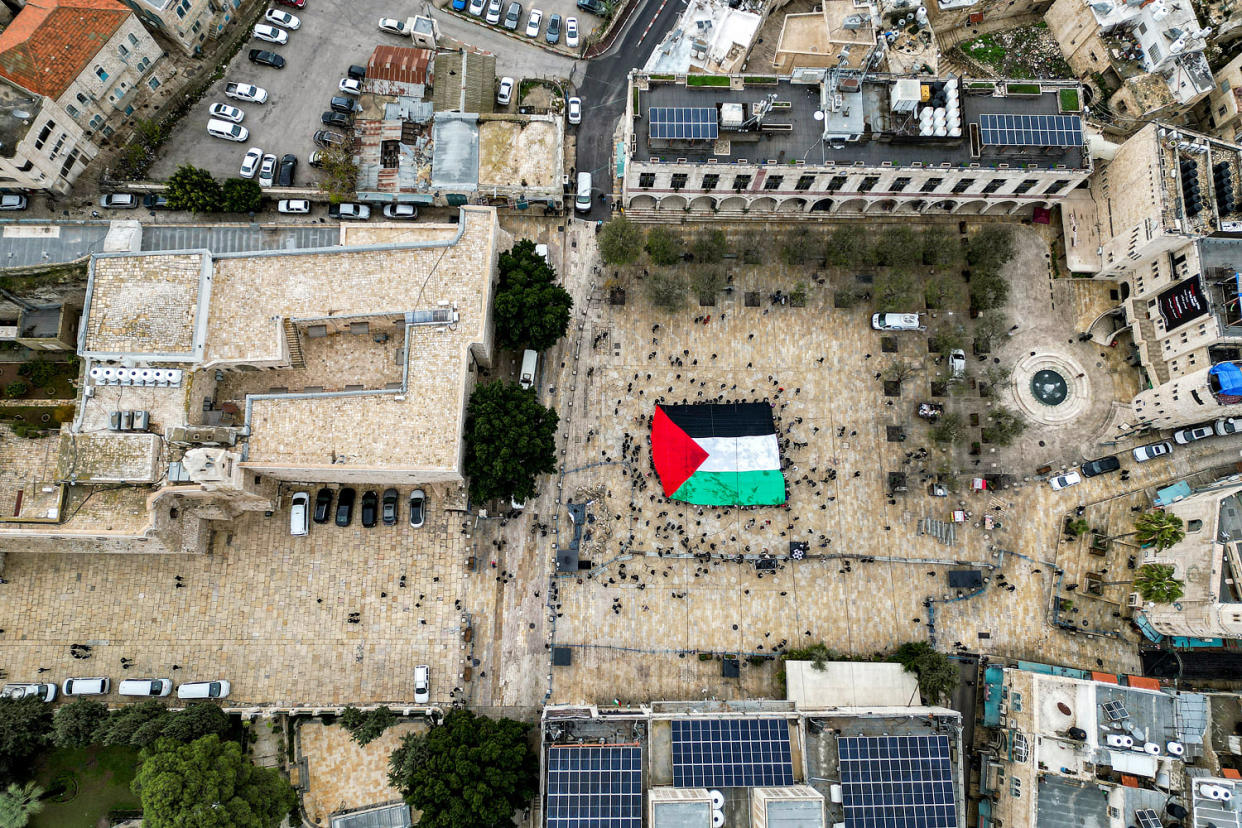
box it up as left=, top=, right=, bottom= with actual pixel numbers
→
left=1211, top=362, right=1242, bottom=395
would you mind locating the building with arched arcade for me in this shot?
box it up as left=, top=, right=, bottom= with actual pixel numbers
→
left=620, top=70, right=1093, bottom=221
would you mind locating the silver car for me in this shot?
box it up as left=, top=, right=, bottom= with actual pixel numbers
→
left=1132, top=441, right=1173, bottom=462
left=2, top=683, right=56, bottom=702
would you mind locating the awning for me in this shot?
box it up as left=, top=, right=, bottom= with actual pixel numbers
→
left=1211, top=362, right=1242, bottom=395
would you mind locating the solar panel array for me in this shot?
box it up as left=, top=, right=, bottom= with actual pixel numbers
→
left=671, top=718, right=794, bottom=788
left=839, top=735, right=958, bottom=828
left=978, top=113, right=1083, bottom=148
left=649, top=107, right=719, bottom=141
left=546, top=745, right=642, bottom=828
left=1134, top=809, right=1162, bottom=828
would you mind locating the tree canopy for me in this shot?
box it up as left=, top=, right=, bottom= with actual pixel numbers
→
left=463, top=380, right=559, bottom=503
left=387, top=709, right=537, bottom=828
left=644, top=226, right=682, bottom=265
left=340, top=706, right=396, bottom=747
left=891, top=641, right=959, bottom=704
left=133, top=734, right=295, bottom=828
left=1134, top=510, right=1186, bottom=551
left=597, top=217, right=644, bottom=265
left=221, top=178, right=263, bottom=213
left=165, top=164, right=223, bottom=213
left=1134, top=563, right=1185, bottom=604
left=315, top=140, right=358, bottom=204
left=52, top=698, right=109, bottom=748
left=493, top=240, right=573, bottom=352
left=0, top=781, right=44, bottom=828
left=0, top=697, right=51, bottom=785
left=55, top=699, right=230, bottom=749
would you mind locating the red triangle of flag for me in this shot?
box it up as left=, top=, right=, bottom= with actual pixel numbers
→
left=651, top=406, right=709, bottom=497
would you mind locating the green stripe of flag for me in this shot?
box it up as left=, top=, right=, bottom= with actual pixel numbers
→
left=672, top=469, right=786, bottom=505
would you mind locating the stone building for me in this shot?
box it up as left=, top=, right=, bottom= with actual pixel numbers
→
left=770, top=0, right=877, bottom=75
left=0, top=75, right=96, bottom=194
left=1045, top=0, right=1212, bottom=122
left=0, top=209, right=503, bottom=554
left=1198, top=51, right=1242, bottom=142
left=116, top=0, right=244, bottom=56
left=0, top=0, right=166, bottom=149
left=621, top=70, right=1091, bottom=221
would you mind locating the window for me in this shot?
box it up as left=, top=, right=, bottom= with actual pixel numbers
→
left=763, top=174, right=783, bottom=190
left=1138, top=21, right=1147, bottom=33
left=982, top=178, right=1005, bottom=194
left=919, top=177, right=943, bottom=193
left=48, top=135, right=65, bottom=160
left=95, top=66, right=108, bottom=81
left=66, top=104, right=79, bottom=118
left=858, top=176, right=880, bottom=192
left=101, top=125, right=114, bottom=137
left=951, top=178, right=975, bottom=194
left=731, top=174, right=750, bottom=190
left=128, top=32, right=139, bottom=45
left=671, top=173, right=688, bottom=190
left=826, top=175, right=847, bottom=192
left=1013, top=732, right=1029, bottom=762
left=191, top=20, right=201, bottom=32
left=1014, top=179, right=1037, bottom=194
left=136, top=57, right=151, bottom=72
left=1045, top=179, right=1070, bottom=194
left=16, top=160, right=32, bottom=172
left=701, top=173, right=719, bottom=190
left=148, top=77, right=160, bottom=90
left=76, top=92, right=89, bottom=105
left=1010, top=778, right=1022, bottom=797
left=118, top=44, right=129, bottom=57
left=33, top=122, right=52, bottom=150
left=58, top=149, right=79, bottom=179
left=88, top=115, right=103, bottom=129
left=1148, top=42, right=1162, bottom=63
left=795, top=174, right=814, bottom=191
left=638, top=172, right=655, bottom=188
left=891, top=176, right=910, bottom=192
left=124, top=105, right=134, bottom=116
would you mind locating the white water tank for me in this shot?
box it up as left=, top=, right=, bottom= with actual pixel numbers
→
left=709, top=790, right=725, bottom=810
left=1167, top=741, right=1185, bottom=756
left=1143, top=742, right=1161, bottom=755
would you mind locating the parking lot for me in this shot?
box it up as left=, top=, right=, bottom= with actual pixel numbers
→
left=447, top=0, right=600, bottom=56
left=149, top=0, right=582, bottom=188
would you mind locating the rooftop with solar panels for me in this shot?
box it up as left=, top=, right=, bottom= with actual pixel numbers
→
left=632, top=72, right=1088, bottom=171
left=541, top=700, right=964, bottom=828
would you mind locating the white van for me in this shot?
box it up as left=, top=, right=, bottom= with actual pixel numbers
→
left=519, top=349, right=538, bottom=389
left=871, top=312, right=923, bottom=331
left=177, top=680, right=230, bottom=699
left=290, top=491, right=309, bottom=536
left=575, top=172, right=592, bottom=213
left=414, top=665, right=430, bottom=703
left=119, top=678, right=172, bottom=697
left=62, top=677, right=110, bottom=696
left=207, top=118, right=249, bottom=142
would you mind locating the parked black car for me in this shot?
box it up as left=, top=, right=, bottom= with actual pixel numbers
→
left=321, top=111, right=351, bottom=128
left=361, top=490, right=379, bottom=528
left=329, top=96, right=356, bottom=114
left=143, top=193, right=169, bottom=209
left=1080, top=455, right=1121, bottom=478
left=381, top=488, right=399, bottom=525
left=347, top=64, right=366, bottom=81
left=248, top=49, right=286, bottom=68
left=335, top=487, right=356, bottom=526
left=277, top=153, right=297, bottom=187
left=313, top=488, right=333, bottom=523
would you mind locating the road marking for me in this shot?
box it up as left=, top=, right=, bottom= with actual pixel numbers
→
left=636, top=0, right=673, bottom=46
left=3, top=225, right=61, bottom=238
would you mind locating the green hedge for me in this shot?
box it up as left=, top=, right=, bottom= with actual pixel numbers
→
left=687, top=75, right=730, bottom=87
left=1006, top=82, right=1042, bottom=95
left=1059, top=88, right=1081, bottom=111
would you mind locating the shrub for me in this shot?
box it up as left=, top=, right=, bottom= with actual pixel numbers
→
left=3, top=381, right=28, bottom=398
left=645, top=227, right=682, bottom=265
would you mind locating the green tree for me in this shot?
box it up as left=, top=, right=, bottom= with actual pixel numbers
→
left=493, top=240, right=573, bottom=351
left=970, top=268, right=1010, bottom=311
left=1066, top=518, right=1090, bottom=537
left=133, top=734, right=295, bottom=828
left=316, top=140, right=358, bottom=204
left=597, top=217, right=644, bottom=265
left=691, top=229, right=727, bottom=264
left=160, top=703, right=231, bottom=744
left=930, top=412, right=965, bottom=445
left=929, top=322, right=968, bottom=355
left=165, top=164, right=223, bottom=213
left=1134, top=563, right=1185, bottom=603
left=781, top=232, right=818, bottom=266
left=973, top=310, right=1010, bottom=353
left=873, top=226, right=922, bottom=271
left=0, top=697, right=51, bottom=785
left=645, top=226, right=683, bottom=265
left=646, top=270, right=687, bottom=311
left=924, top=275, right=966, bottom=310
left=825, top=226, right=866, bottom=267
left=221, top=178, right=263, bottom=213
left=922, top=227, right=962, bottom=269
left=0, top=781, right=44, bottom=828
left=981, top=406, right=1025, bottom=446
left=463, top=380, right=558, bottom=503
left=874, top=268, right=919, bottom=310
left=891, top=642, right=959, bottom=704
left=882, top=360, right=918, bottom=386
left=52, top=697, right=109, bottom=748
left=3, top=381, right=27, bottom=399
left=966, top=225, right=1014, bottom=273
left=690, top=269, right=724, bottom=303
left=1135, top=511, right=1186, bottom=550
left=97, top=700, right=171, bottom=748
left=387, top=709, right=538, bottom=828
left=340, top=706, right=396, bottom=747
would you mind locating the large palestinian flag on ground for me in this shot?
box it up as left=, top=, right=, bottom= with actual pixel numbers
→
left=652, top=402, right=785, bottom=505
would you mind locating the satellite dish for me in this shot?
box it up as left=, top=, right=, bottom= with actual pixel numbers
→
left=12, top=109, right=30, bottom=120
left=813, top=111, right=824, bottom=120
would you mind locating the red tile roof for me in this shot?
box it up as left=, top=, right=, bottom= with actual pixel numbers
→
left=0, top=0, right=132, bottom=99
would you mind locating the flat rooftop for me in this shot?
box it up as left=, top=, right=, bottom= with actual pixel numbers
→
left=82, top=252, right=208, bottom=359
left=633, top=75, right=1087, bottom=171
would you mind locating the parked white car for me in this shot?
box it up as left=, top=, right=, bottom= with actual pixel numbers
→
left=485, top=0, right=502, bottom=24
left=377, top=16, right=410, bottom=34
left=339, top=78, right=362, bottom=95
left=2, top=683, right=56, bottom=702
left=525, top=7, right=543, bottom=36
left=62, top=677, right=110, bottom=696
left=278, top=199, right=311, bottom=214
left=119, top=678, right=172, bottom=697
left=239, top=146, right=263, bottom=178
left=207, top=119, right=248, bottom=142
left=264, top=8, right=300, bottom=28
left=253, top=23, right=289, bottom=44
left=208, top=102, right=244, bottom=123
left=290, top=490, right=309, bottom=535
left=383, top=203, right=418, bottom=219
left=1132, top=441, right=1173, bottom=462
left=177, top=680, right=230, bottom=699
left=414, top=665, right=430, bottom=703
left=871, top=312, right=922, bottom=331
left=567, top=96, right=581, bottom=124
left=0, top=194, right=28, bottom=210
left=224, top=82, right=268, bottom=103
left=258, top=153, right=277, bottom=187
left=496, top=76, right=514, bottom=105
left=948, top=349, right=966, bottom=379
left=565, top=15, right=579, bottom=47
left=1048, top=471, right=1082, bottom=491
